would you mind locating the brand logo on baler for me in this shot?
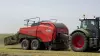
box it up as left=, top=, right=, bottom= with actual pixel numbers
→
left=46, top=29, right=52, bottom=33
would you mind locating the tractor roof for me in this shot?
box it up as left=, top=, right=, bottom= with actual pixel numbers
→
left=79, top=19, right=95, bottom=21
left=79, top=17, right=100, bottom=21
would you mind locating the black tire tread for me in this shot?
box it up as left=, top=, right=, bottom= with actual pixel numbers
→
left=21, top=39, right=31, bottom=50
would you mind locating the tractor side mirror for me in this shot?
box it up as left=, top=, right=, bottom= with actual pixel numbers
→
left=77, top=26, right=79, bottom=29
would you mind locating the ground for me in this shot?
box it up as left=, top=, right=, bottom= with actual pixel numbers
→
left=0, top=34, right=100, bottom=56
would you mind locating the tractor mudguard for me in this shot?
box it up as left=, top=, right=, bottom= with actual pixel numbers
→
left=71, top=29, right=92, bottom=38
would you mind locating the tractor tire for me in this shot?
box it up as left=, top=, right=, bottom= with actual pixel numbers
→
left=21, top=39, right=30, bottom=50
left=89, top=48, right=99, bottom=52
left=70, top=32, right=89, bottom=52
left=31, top=39, right=40, bottom=50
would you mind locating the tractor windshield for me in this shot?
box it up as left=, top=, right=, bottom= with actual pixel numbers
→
left=80, top=20, right=96, bottom=29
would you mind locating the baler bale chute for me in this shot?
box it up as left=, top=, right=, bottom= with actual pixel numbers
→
left=4, top=17, right=69, bottom=50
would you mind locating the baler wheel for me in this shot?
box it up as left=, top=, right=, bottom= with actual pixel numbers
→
left=70, top=32, right=89, bottom=52
left=21, top=39, right=30, bottom=50
left=31, top=39, right=40, bottom=50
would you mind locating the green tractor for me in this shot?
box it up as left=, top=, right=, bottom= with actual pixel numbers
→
left=70, top=16, right=100, bottom=52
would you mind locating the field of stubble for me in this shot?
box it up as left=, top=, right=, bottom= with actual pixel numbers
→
left=0, top=34, right=100, bottom=56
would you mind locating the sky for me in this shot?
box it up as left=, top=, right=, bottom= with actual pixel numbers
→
left=0, top=0, right=100, bottom=33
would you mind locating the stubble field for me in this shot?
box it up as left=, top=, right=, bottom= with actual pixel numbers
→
left=0, top=34, right=100, bottom=56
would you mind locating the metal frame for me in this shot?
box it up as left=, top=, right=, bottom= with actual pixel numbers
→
left=24, top=17, right=40, bottom=27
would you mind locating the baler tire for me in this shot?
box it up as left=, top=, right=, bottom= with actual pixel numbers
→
left=31, top=39, right=40, bottom=50
left=21, top=39, right=30, bottom=50
left=70, top=32, right=89, bottom=52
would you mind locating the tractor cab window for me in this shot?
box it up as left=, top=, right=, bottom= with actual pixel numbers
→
left=81, top=21, right=87, bottom=29
left=81, top=20, right=96, bottom=29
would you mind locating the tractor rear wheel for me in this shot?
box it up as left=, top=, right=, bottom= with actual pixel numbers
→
left=31, top=39, right=40, bottom=50
left=70, top=32, right=89, bottom=52
left=21, top=39, right=30, bottom=50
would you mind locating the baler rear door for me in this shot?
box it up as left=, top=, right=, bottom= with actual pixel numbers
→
left=52, top=23, right=69, bottom=50
left=53, top=23, right=68, bottom=34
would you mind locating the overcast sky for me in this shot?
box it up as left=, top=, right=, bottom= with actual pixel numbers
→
left=0, top=0, right=100, bottom=33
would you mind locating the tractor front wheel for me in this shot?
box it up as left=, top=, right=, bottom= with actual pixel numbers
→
left=70, top=32, right=89, bottom=52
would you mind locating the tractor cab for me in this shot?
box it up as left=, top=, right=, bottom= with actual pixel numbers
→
left=80, top=19, right=96, bottom=29
left=79, top=17, right=100, bottom=38
left=79, top=19, right=98, bottom=35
